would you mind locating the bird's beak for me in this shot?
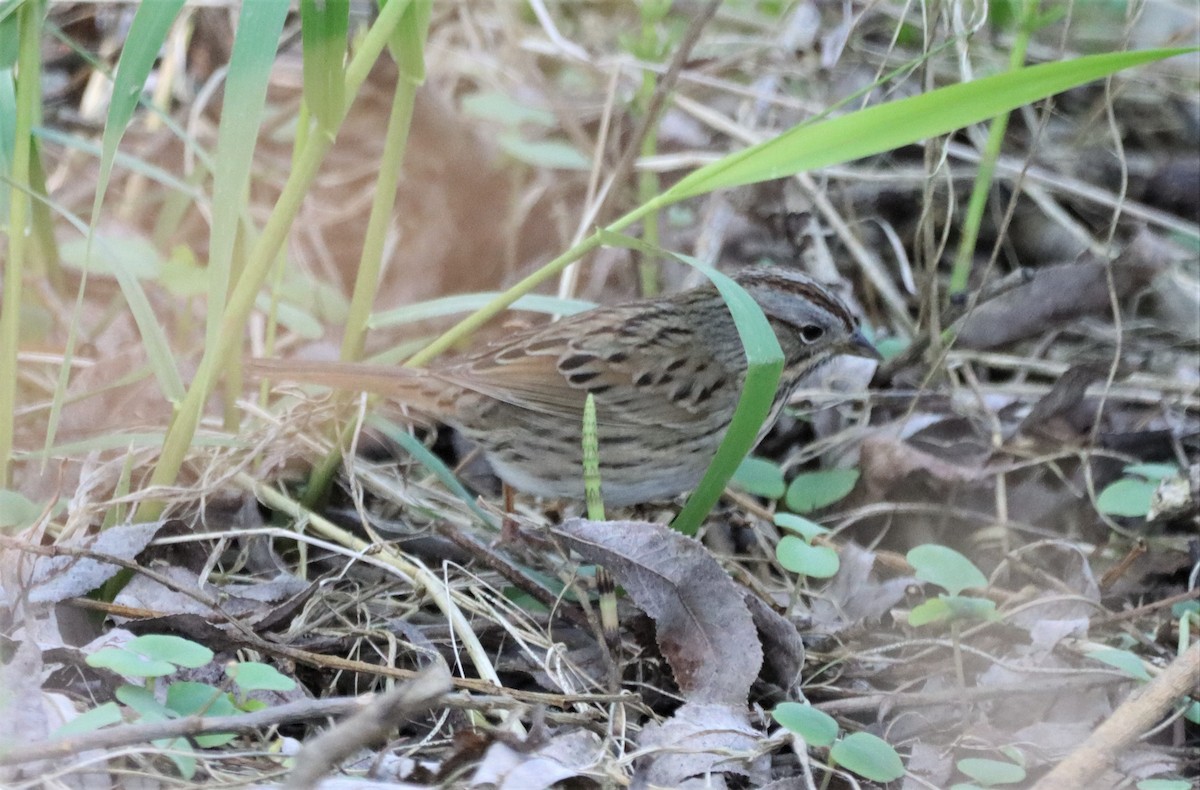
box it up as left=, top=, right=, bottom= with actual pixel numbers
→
left=845, top=329, right=883, bottom=361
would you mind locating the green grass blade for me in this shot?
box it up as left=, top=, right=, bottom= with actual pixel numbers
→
left=582, top=393, right=604, bottom=521
left=370, top=293, right=595, bottom=328
left=206, top=0, right=289, bottom=353
left=664, top=47, right=1194, bottom=201
left=670, top=268, right=783, bottom=535
left=94, top=0, right=185, bottom=208
left=0, top=0, right=40, bottom=484
left=405, top=49, right=1191, bottom=375
left=0, top=5, right=17, bottom=69
left=0, top=67, right=14, bottom=221
left=387, top=0, right=432, bottom=83
left=369, top=416, right=497, bottom=529
left=41, top=1, right=187, bottom=463
left=138, top=0, right=416, bottom=521
left=301, top=0, right=348, bottom=133
left=34, top=126, right=201, bottom=200
left=595, top=231, right=784, bottom=535
left=15, top=182, right=186, bottom=402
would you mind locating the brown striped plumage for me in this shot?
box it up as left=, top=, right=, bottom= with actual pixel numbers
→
left=250, top=267, right=877, bottom=505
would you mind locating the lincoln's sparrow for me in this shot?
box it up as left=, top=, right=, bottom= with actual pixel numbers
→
left=251, top=267, right=877, bottom=505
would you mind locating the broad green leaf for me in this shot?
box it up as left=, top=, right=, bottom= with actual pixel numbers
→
left=126, top=634, right=214, bottom=668
left=226, top=661, right=296, bottom=692
left=777, top=535, right=839, bottom=578
left=875, top=336, right=909, bottom=360
left=115, top=684, right=172, bottom=719
left=1096, top=477, right=1156, bottom=517
left=731, top=456, right=785, bottom=499
left=165, top=681, right=236, bottom=718
left=774, top=513, right=829, bottom=541
left=1085, top=646, right=1152, bottom=681
left=785, top=469, right=859, bottom=513
left=51, top=702, right=123, bottom=737
left=908, top=544, right=987, bottom=595
left=1123, top=463, right=1180, bottom=481
left=909, top=597, right=953, bottom=627
left=499, top=132, right=590, bottom=170
left=462, top=90, right=555, bottom=127
left=1137, top=780, right=1193, bottom=790
left=165, top=681, right=238, bottom=747
left=1184, top=699, right=1200, bottom=725
left=87, top=647, right=176, bottom=678
left=0, top=489, right=41, bottom=529
left=943, top=596, right=998, bottom=621
left=830, top=731, right=905, bottom=783
left=772, top=702, right=838, bottom=747
left=909, top=595, right=998, bottom=626
left=957, top=757, right=1026, bottom=786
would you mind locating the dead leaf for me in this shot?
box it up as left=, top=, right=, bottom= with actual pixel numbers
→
left=553, top=519, right=762, bottom=706
left=636, top=702, right=769, bottom=788
left=956, top=241, right=1163, bottom=350
left=469, top=730, right=604, bottom=789
left=26, top=521, right=167, bottom=604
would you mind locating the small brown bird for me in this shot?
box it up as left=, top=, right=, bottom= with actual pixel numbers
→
left=250, top=267, right=877, bottom=505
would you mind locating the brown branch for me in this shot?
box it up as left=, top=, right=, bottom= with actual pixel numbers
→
left=285, top=664, right=452, bottom=790
left=1031, top=640, right=1200, bottom=790
left=0, top=695, right=366, bottom=766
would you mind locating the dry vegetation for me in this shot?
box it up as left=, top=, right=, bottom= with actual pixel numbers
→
left=2, top=1, right=1198, bottom=788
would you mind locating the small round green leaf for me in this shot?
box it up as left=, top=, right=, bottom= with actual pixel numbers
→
left=1137, top=780, right=1194, bottom=790
left=1122, top=463, right=1180, bottom=481
left=957, top=757, right=1027, bottom=785
left=1085, top=647, right=1151, bottom=681
left=1096, top=478, right=1156, bottom=517
left=116, top=685, right=172, bottom=719
left=0, top=490, right=43, bottom=530
left=226, top=661, right=296, bottom=692
left=776, top=536, right=840, bottom=578
left=772, top=702, right=838, bottom=747
left=732, top=457, right=786, bottom=499
left=126, top=635, right=213, bottom=668
left=942, top=595, right=999, bottom=622
left=1184, top=699, right=1199, bottom=725
left=785, top=469, right=860, bottom=513
left=774, top=513, right=829, bottom=541
left=52, top=702, right=123, bottom=737
left=908, top=598, right=952, bottom=627
left=908, top=544, right=987, bottom=595
left=166, top=681, right=238, bottom=747
left=830, top=731, right=905, bottom=782
left=87, top=647, right=177, bottom=678
left=165, top=681, right=236, bottom=718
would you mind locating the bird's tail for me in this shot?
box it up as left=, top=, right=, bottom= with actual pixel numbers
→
left=246, top=357, right=452, bottom=417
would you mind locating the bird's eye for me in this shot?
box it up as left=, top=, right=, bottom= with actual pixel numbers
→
left=800, top=325, right=825, bottom=343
